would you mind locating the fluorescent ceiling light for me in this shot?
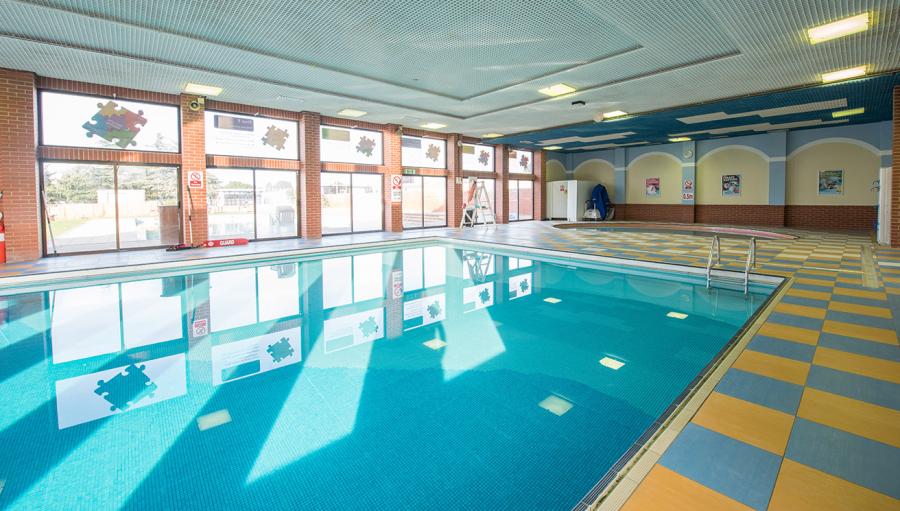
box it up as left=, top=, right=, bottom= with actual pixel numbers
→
left=423, top=339, right=447, bottom=350
left=482, top=133, right=504, bottom=138
left=667, top=311, right=688, bottom=319
left=832, top=107, right=865, bottom=118
left=543, top=297, right=562, bottom=304
left=821, top=66, right=867, bottom=83
left=197, top=409, right=232, bottom=431
left=599, top=357, right=625, bottom=370
left=538, top=83, right=576, bottom=97
left=603, top=110, right=629, bottom=119
left=538, top=395, right=573, bottom=416
left=668, top=137, right=691, bottom=142
left=808, top=13, right=870, bottom=44
left=421, top=122, right=446, bottom=130
left=338, top=108, right=367, bottom=117
left=543, top=146, right=563, bottom=151
left=183, top=83, right=223, bottom=96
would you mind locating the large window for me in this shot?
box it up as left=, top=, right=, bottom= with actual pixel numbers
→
left=321, top=172, right=383, bottom=234
left=509, top=149, right=534, bottom=174
left=508, top=180, right=534, bottom=221
left=401, top=136, right=446, bottom=169
left=205, top=111, right=299, bottom=160
left=402, top=175, right=447, bottom=229
left=320, top=126, right=383, bottom=165
left=42, top=162, right=180, bottom=254
left=462, top=143, right=495, bottom=172
left=40, top=91, right=179, bottom=153
left=207, top=168, right=298, bottom=240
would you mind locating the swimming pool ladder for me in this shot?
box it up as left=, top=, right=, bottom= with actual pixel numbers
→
left=706, top=235, right=756, bottom=294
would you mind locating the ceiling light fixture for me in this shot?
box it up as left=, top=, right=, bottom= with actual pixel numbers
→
left=821, top=65, right=867, bottom=83
left=482, top=133, right=504, bottom=138
left=543, top=146, right=563, bottom=151
left=538, top=83, right=577, bottom=97
left=666, top=311, right=688, bottom=319
left=832, top=107, right=865, bottom=118
left=808, top=13, right=870, bottom=44
left=183, top=83, right=223, bottom=96
left=421, top=122, right=447, bottom=130
left=338, top=108, right=367, bottom=117
left=668, top=137, right=691, bottom=143
left=603, top=110, right=629, bottom=120
left=599, top=357, right=625, bottom=370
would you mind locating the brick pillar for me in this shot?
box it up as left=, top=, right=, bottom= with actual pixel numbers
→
left=383, top=124, right=403, bottom=232
left=0, top=69, right=40, bottom=261
left=180, top=94, right=207, bottom=245
left=892, top=86, right=900, bottom=247
left=299, top=112, right=321, bottom=238
left=534, top=150, right=544, bottom=221
left=447, top=135, right=463, bottom=227
left=495, top=145, right=510, bottom=224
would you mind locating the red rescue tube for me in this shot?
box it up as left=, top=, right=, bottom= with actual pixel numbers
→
left=203, top=238, right=250, bottom=248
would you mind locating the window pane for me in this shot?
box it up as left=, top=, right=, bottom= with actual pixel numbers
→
left=401, top=176, right=423, bottom=229
left=321, top=173, right=352, bottom=234
left=207, top=168, right=255, bottom=239
left=43, top=162, right=117, bottom=253
left=352, top=173, right=383, bottom=232
left=401, top=136, right=446, bottom=169
left=462, top=144, right=494, bottom=172
left=320, top=126, right=383, bottom=165
left=518, top=180, right=534, bottom=220
left=205, top=111, right=298, bottom=159
left=40, top=91, right=178, bottom=152
left=423, top=176, right=447, bottom=227
left=508, top=180, right=520, bottom=221
left=255, top=170, right=297, bottom=239
left=509, top=149, right=533, bottom=174
left=117, top=165, right=179, bottom=249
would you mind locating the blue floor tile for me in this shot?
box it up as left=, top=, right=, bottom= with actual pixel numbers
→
left=748, top=335, right=816, bottom=363
left=715, top=369, right=803, bottom=415
left=767, top=313, right=824, bottom=331
left=806, top=366, right=900, bottom=411
left=817, top=333, right=900, bottom=362
left=825, top=310, right=896, bottom=331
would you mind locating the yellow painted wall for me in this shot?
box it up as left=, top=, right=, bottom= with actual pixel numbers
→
left=574, top=159, right=615, bottom=198
left=787, top=141, right=878, bottom=206
left=546, top=160, right=566, bottom=182
left=626, top=153, right=681, bottom=204
left=696, top=147, right=769, bottom=205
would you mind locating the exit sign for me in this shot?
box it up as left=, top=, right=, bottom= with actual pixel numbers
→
left=402, top=168, right=417, bottom=175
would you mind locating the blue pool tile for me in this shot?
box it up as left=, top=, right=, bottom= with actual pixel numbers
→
left=806, top=366, right=900, bottom=411
left=818, top=333, right=900, bottom=362
left=748, top=335, right=816, bottom=362
left=716, top=369, right=803, bottom=415
left=785, top=418, right=900, bottom=499
left=766, top=313, right=824, bottom=331
left=825, top=310, right=896, bottom=331
left=659, top=423, right=781, bottom=511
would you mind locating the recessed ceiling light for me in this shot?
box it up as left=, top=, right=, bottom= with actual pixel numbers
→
left=421, top=122, right=447, bottom=130
left=599, top=357, right=625, bottom=370
left=543, top=146, right=563, bottom=151
left=667, top=311, right=688, bottom=319
left=669, top=137, right=691, bottom=142
left=338, top=108, right=367, bottom=117
left=544, top=297, right=562, bottom=304
left=538, top=83, right=577, bottom=97
left=538, top=395, right=573, bottom=416
left=808, top=13, right=870, bottom=44
left=821, top=66, right=867, bottom=83
left=603, top=110, right=629, bottom=119
left=423, top=339, right=447, bottom=350
left=832, top=107, right=865, bottom=118
left=184, top=83, right=223, bottom=96
left=197, top=409, right=232, bottom=431
left=482, top=133, right=504, bottom=138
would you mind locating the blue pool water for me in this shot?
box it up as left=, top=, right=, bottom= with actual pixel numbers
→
left=0, top=243, right=775, bottom=510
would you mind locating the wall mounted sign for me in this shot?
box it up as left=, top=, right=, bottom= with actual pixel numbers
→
left=645, top=177, right=660, bottom=197
left=722, top=174, right=741, bottom=196
left=818, top=169, right=844, bottom=195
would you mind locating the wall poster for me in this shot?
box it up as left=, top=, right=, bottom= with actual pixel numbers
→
left=645, top=177, right=660, bottom=197
left=722, top=174, right=741, bottom=196
left=818, top=169, right=844, bottom=195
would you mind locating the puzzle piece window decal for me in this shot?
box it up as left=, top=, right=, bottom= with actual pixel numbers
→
left=94, top=363, right=157, bottom=412
left=82, top=101, right=148, bottom=149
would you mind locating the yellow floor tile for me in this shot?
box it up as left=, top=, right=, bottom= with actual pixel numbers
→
left=732, top=350, right=810, bottom=385
left=813, top=347, right=900, bottom=385
left=796, top=269, right=838, bottom=277
left=822, top=320, right=898, bottom=345
left=691, top=392, right=794, bottom=455
left=758, top=323, right=820, bottom=346
left=797, top=388, right=900, bottom=448
left=786, top=288, right=831, bottom=301
left=622, top=465, right=753, bottom=511
left=774, top=302, right=827, bottom=320
left=768, top=459, right=900, bottom=511
left=795, top=277, right=834, bottom=287
left=827, top=301, right=892, bottom=319
left=832, top=287, right=888, bottom=301
left=883, top=276, right=900, bottom=283
left=836, top=276, right=865, bottom=286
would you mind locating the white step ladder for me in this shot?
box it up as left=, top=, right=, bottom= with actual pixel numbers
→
left=706, top=235, right=757, bottom=294
left=460, top=178, right=496, bottom=228
left=462, top=251, right=493, bottom=282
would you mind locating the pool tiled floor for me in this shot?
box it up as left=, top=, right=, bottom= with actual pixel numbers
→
left=1, top=221, right=899, bottom=510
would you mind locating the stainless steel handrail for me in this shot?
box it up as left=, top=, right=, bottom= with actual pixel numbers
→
left=743, top=237, right=756, bottom=294
left=706, top=235, right=720, bottom=289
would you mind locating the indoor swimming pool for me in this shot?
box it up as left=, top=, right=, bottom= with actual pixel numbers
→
left=0, top=242, right=779, bottom=510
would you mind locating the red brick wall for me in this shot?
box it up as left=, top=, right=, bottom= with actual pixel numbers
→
left=299, top=112, right=321, bottom=238
left=446, top=134, right=462, bottom=227
left=623, top=204, right=695, bottom=223
left=533, top=150, right=544, bottom=221
left=495, top=145, right=509, bottom=224
left=695, top=205, right=785, bottom=227
left=785, top=205, right=877, bottom=231
left=383, top=124, right=403, bottom=232
left=0, top=69, right=40, bottom=261
left=180, top=94, right=207, bottom=245
left=892, top=86, right=900, bottom=246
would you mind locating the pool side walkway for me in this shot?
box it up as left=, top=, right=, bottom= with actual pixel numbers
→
left=1, top=221, right=898, bottom=511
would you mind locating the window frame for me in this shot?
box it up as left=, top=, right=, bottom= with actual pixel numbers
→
left=508, top=148, right=534, bottom=175
left=319, top=125, right=385, bottom=165
left=320, top=171, right=385, bottom=235
left=206, top=166, right=300, bottom=242
left=204, top=110, right=300, bottom=161
left=401, top=135, right=448, bottom=169
left=461, top=143, right=496, bottom=172
left=402, top=175, right=448, bottom=230
left=507, top=179, right=535, bottom=222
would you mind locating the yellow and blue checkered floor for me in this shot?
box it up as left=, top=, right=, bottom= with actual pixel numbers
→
left=0, top=221, right=898, bottom=510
